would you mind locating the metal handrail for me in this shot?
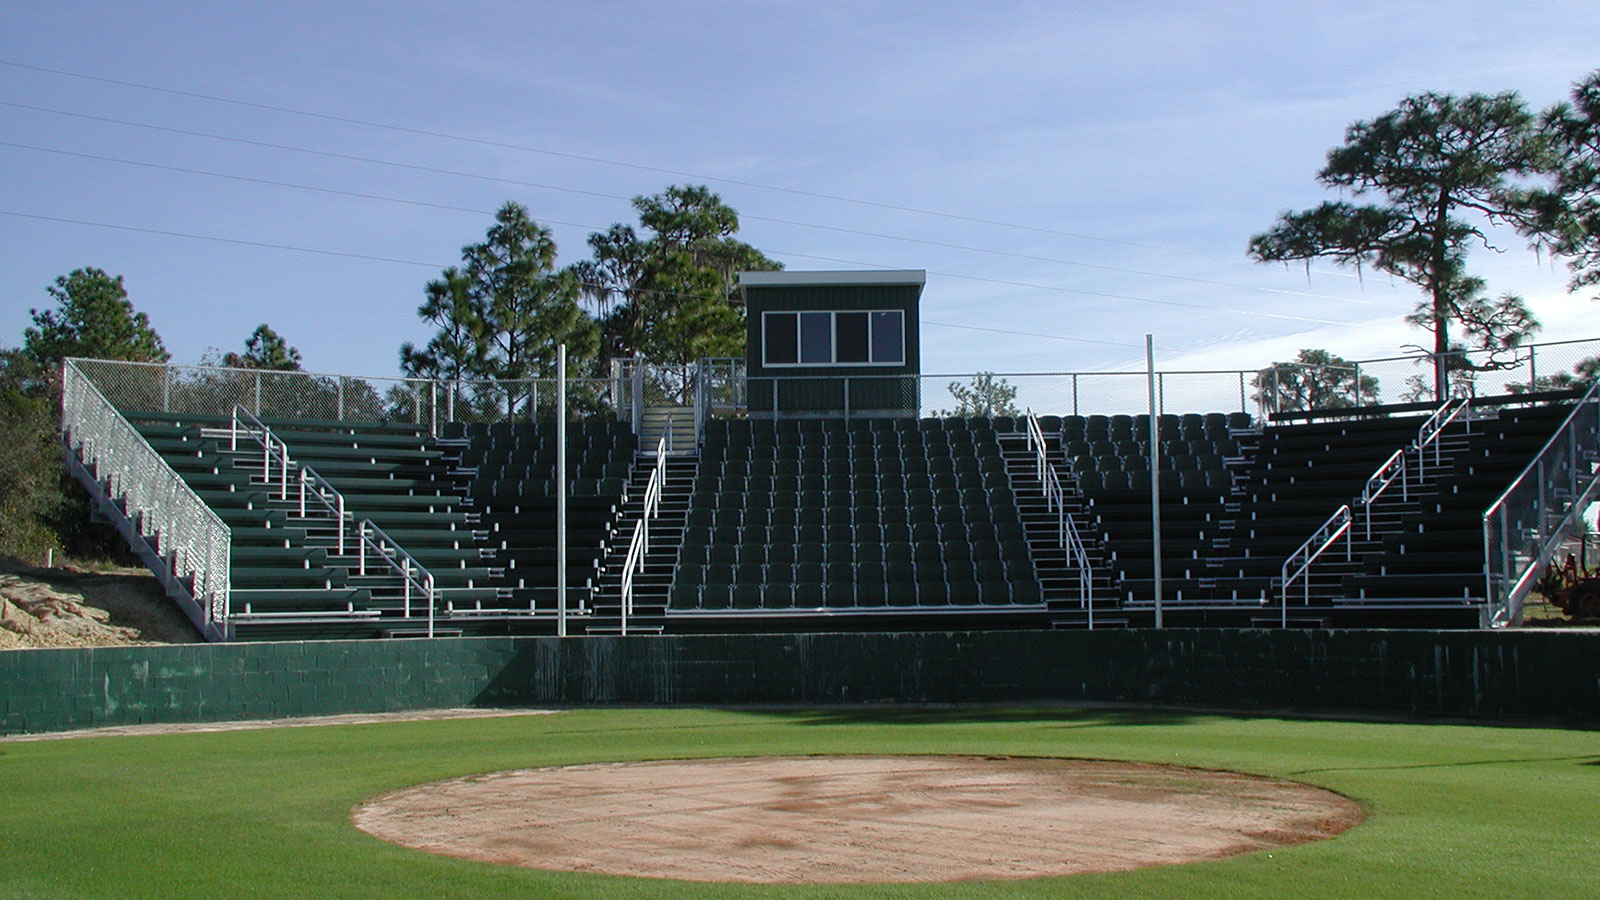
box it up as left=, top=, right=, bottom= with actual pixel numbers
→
left=1360, top=448, right=1407, bottom=538
left=357, top=519, right=438, bottom=638
left=1280, top=505, right=1353, bottom=626
left=620, top=432, right=669, bottom=635
left=1414, top=396, right=1471, bottom=477
left=1483, top=381, right=1600, bottom=626
left=231, top=408, right=442, bottom=631
left=297, top=466, right=349, bottom=555
left=230, top=406, right=293, bottom=500
left=61, top=359, right=232, bottom=637
left=1287, top=396, right=1467, bottom=604
left=1027, top=409, right=1094, bottom=624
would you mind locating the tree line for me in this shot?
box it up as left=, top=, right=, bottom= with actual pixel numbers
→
left=1251, top=69, right=1600, bottom=407
left=400, top=184, right=779, bottom=413
left=8, top=64, right=1600, bottom=557
left=0, top=184, right=775, bottom=561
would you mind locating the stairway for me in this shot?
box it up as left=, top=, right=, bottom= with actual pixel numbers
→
left=587, top=454, right=698, bottom=634
left=997, top=431, right=1119, bottom=626
left=637, top=406, right=697, bottom=456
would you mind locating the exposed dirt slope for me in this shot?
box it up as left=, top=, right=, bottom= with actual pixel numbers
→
left=0, top=558, right=200, bottom=649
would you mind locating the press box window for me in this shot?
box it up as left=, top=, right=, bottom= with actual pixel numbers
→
left=763, top=313, right=799, bottom=365
left=799, top=312, right=833, bottom=364
left=762, top=310, right=905, bottom=367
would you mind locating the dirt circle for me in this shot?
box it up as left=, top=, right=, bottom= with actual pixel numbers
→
left=352, top=755, right=1361, bottom=883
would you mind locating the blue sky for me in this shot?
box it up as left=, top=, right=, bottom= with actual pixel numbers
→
left=2, top=1, right=1597, bottom=381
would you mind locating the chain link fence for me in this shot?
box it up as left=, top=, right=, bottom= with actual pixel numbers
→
left=72, top=334, right=1600, bottom=434
left=1268, top=337, right=1600, bottom=410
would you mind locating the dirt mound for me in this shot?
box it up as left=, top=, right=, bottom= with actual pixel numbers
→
left=0, top=559, right=200, bottom=649
left=353, top=755, right=1363, bottom=883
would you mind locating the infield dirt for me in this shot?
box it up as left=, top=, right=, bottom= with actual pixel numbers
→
left=352, top=755, right=1363, bottom=883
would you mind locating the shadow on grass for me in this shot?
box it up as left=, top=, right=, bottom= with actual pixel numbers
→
left=1293, top=755, right=1600, bottom=776
left=719, top=704, right=1201, bottom=728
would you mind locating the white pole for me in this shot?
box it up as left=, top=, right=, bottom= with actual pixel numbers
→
left=557, top=344, right=568, bottom=638
left=1147, top=334, right=1163, bottom=628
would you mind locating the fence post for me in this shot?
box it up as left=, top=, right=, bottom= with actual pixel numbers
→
left=253, top=370, right=262, bottom=416
left=1528, top=346, right=1537, bottom=392
left=429, top=382, right=437, bottom=436
left=1238, top=371, right=1246, bottom=413
left=161, top=365, right=171, bottom=413
left=556, top=345, right=568, bottom=638
left=1072, top=374, right=1079, bottom=416
left=1146, top=334, right=1163, bottom=628
left=337, top=377, right=345, bottom=420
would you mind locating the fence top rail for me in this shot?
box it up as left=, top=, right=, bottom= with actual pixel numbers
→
left=69, top=332, right=1600, bottom=390
left=70, top=356, right=441, bottom=387
left=1483, top=379, right=1600, bottom=523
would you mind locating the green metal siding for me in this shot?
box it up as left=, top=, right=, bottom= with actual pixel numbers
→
left=4, top=630, right=1598, bottom=735
left=745, top=282, right=922, bottom=415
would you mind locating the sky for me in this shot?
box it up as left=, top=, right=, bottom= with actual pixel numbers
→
left=2, top=1, right=1597, bottom=389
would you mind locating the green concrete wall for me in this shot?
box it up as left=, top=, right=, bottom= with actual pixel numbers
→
left=4, top=629, right=1599, bottom=736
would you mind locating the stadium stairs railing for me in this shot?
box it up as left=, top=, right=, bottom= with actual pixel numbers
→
left=1483, top=381, right=1600, bottom=627
left=61, top=359, right=233, bottom=641
left=1025, top=410, right=1096, bottom=625
left=1279, top=396, right=1468, bottom=621
left=618, top=432, right=669, bottom=635
left=227, top=406, right=440, bottom=636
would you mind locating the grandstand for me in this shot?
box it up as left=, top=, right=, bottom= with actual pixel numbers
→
left=57, top=271, right=1600, bottom=642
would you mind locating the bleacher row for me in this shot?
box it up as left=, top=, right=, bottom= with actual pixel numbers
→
left=122, top=413, right=643, bottom=638
left=442, top=421, right=639, bottom=609
left=126, top=411, right=497, bottom=638
left=447, top=420, right=636, bottom=501
left=101, top=394, right=1576, bottom=637
left=1068, top=402, right=1576, bottom=616
left=670, top=417, right=1044, bottom=612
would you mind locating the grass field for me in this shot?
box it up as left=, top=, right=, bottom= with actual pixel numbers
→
left=1, top=705, right=1597, bottom=899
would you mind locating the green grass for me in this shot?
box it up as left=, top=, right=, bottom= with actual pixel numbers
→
left=1, top=706, right=1597, bottom=899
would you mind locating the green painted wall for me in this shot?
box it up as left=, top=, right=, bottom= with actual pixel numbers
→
left=3, top=629, right=1598, bottom=735
left=745, top=281, right=923, bottom=416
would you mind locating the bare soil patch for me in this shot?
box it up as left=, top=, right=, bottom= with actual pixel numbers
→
left=0, top=707, right=559, bottom=743
left=0, top=558, right=200, bottom=649
left=352, top=755, right=1362, bottom=883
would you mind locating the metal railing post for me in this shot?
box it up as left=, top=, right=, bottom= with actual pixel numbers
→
left=556, top=345, right=567, bottom=638
left=1147, top=335, right=1163, bottom=626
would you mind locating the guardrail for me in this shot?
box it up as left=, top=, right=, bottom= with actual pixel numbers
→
left=1283, top=397, right=1468, bottom=606
left=620, top=432, right=670, bottom=635
left=1026, top=410, right=1095, bottom=624
left=230, top=406, right=292, bottom=499
left=1483, top=381, right=1600, bottom=626
left=1279, top=505, right=1353, bottom=626
left=61, top=359, right=232, bottom=638
left=1358, top=397, right=1470, bottom=537
left=227, top=407, right=439, bottom=631
left=357, top=520, right=437, bottom=638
